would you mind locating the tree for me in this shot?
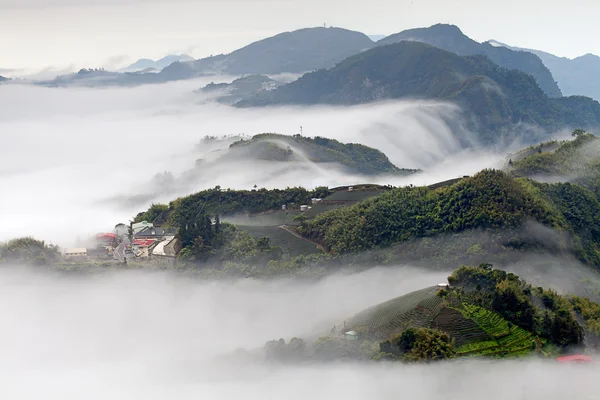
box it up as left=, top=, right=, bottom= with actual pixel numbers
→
left=293, top=214, right=308, bottom=224
left=572, top=128, right=586, bottom=137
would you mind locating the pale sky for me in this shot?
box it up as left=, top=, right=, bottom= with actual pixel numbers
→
left=1, top=0, right=599, bottom=71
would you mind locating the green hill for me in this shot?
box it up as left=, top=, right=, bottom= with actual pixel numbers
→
left=237, top=41, right=600, bottom=144
left=266, top=265, right=600, bottom=362
left=227, top=133, right=418, bottom=176
left=378, top=24, right=561, bottom=98
left=297, top=165, right=600, bottom=268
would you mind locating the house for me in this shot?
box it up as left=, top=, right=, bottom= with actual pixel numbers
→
left=300, top=205, right=309, bottom=212
left=135, top=227, right=176, bottom=240
left=437, top=283, right=449, bottom=289
left=344, top=331, right=359, bottom=340
left=132, top=221, right=153, bottom=235
left=64, top=248, right=87, bottom=258
left=132, top=239, right=157, bottom=258
left=96, top=233, right=116, bottom=243
left=151, top=236, right=176, bottom=257
left=311, top=198, right=323, bottom=204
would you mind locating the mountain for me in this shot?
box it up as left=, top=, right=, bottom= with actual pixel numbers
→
left=236, top=41, right=600, bottom=144
left=120, top=54, right=194, bottom=72
left=488, top=40, right=600, bottom=101
left=378, top=24, right=562, bottom=98
left=199, top=75, right=284, bottom=104
left=162, top=27, right=375, bottom=76
left=0, top=75, right=9, bottom=83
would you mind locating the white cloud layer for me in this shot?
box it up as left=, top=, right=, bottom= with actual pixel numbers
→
left=0, top=265, right=597, bottom=400
left=0, top=78, right=507, bottom=247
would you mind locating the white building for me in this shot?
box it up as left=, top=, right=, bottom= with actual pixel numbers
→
left=64, top=248, right=88, bottom=258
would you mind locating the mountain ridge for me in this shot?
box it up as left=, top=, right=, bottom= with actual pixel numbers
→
left=378, top=24, right=562, bottom=98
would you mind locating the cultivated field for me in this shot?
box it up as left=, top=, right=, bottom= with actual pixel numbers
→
left=237, top=225, right=322, bottom=257
left=346, top=286, right=444, bottom=340
left=324, top=190, right=384, bottom=202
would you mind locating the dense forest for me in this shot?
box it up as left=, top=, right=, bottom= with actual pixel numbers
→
left=237, top=41, right=600, bottom=144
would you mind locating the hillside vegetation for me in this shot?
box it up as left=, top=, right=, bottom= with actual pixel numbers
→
left=0, top=237, right=60, bottom=265
left=297, top=164, right=600, bottom=268
left=378, top=24, right=561, bottom=98
left=228, top=133, right=417, bottom=175
left=237, top=41, right=600, bottom=144
left=265, top=265, right=600, bottom=363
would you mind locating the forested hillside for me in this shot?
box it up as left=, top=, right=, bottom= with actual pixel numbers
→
left=298, top=165, right=600, bottom=268
left=237, top=41, right=600, bottom=144
left=378, top=24, right=561, bottom=98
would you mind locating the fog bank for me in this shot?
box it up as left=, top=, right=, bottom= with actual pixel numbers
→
left=0, top=265, right=596, bottom=400
left=0, top=79, right=515, bottom=245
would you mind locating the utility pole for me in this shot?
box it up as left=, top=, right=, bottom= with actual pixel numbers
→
left=300, top=126, right=303, bottom=136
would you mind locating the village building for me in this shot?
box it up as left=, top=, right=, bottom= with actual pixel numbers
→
left=64, top=248, right=88, bottom=258
left=151, top=236, right=176, bottom=257
left=132, top=239, right=157, bottom=258
left=132, top=221, right=153, bottom=235
left=344, top=331, right=359, bottom=341
left=135, top=227, right=176, bottom=240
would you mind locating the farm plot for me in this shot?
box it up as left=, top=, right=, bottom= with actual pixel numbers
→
left=224, top=210, right=301, bottom=227
left=454, top=304, right=535, bottom=358
left=346, top=286, right=443, bottom=340
left=237, top=225, right=322, bottom=257
left=303, top=203, right=347, bottom=219
left=324, top=190, right=384, bottom=202
left=432, top=307, right=490, bottom=346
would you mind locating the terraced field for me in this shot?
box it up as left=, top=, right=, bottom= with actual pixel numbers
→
left=303, top=203, right=347, bottom=219
left=432, top=307, right=490, bottom=346
left=324, top=190, right=384, bottom=202
left=237, top=225, right=322, bottom=257
left=223, top=210, right=301, bottom=227
left=454, top=305, right=535, bottom=358
left=346, top=286, right=444, bottom=340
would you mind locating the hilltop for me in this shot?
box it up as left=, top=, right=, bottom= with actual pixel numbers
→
left=226, top=133, right=417, bottom=176
left=236, top=41, right=600, bottom=144
left=120, top=54, right=194, bottom=72
left=488, top=40, right=600, bottom=101
left=199, top=75, right=284, bottom=104
left=263, top=265, right=600, bottom=362
left=378, top=24, right=561, bottom=98
left=164, top=27, right=375, bottom=76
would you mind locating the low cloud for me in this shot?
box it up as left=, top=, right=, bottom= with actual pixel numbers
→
left=0, top=78, right=515, bottom=246
left=0, top=265, right=597, bottom=399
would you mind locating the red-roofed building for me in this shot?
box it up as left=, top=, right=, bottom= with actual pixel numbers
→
left=557, top=354, right=592, bottom=364
left=96, top=233, right=116, bottom=242
left=132, top=239, right=157, bottom=258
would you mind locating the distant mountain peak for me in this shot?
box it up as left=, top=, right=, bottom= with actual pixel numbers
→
left=378, top=24, right=562, bottom=98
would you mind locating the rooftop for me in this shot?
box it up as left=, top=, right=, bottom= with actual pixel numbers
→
left=133, top=239, right=157, bottom=247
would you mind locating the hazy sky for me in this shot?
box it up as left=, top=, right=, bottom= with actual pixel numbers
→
left=1, top=0, right=599, bottom=71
